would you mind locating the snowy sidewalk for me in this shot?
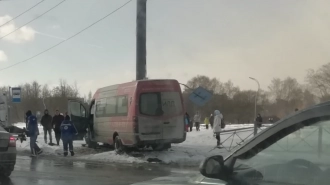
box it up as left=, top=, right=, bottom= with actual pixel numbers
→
left=14, top=122, right=270, bottom=166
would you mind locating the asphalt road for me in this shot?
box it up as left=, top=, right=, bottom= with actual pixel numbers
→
left=0, top=155, right=192, bottom=185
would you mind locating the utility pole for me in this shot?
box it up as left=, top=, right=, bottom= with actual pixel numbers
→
left=136, top=0, right=147, bottom=80
left=249, top=77, right=260, bottom=136
left=8, top=86, right=11, bottom=127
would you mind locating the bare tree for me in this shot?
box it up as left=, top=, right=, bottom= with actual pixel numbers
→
left=87, top=91, right=93, bottom=103
left=306, top=63, right=330, bottom=99
left=41, top=84, right=51, bottom=98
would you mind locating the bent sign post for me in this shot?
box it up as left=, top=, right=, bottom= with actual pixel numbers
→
left=188, top=86, right=212, bottom=107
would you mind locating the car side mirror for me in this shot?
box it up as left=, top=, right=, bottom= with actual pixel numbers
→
left=199, top=155, right=230, bottom=180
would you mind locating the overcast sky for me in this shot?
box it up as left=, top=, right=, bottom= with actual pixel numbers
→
left=0, top=0, right=329, bottom=96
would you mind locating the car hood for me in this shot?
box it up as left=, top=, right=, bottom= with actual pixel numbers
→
left=131, top=174, right=226, bottom=185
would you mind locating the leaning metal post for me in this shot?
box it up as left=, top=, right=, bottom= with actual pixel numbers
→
left=318, top=125, right=323, bottom=158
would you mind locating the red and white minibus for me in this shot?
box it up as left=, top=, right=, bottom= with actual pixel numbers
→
left=68, top=79, right=186, bottom=152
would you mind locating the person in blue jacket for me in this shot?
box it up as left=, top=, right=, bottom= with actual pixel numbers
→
left=26, top=110, right=42, bottom=157
left=60, top=114, right=78, bottom=156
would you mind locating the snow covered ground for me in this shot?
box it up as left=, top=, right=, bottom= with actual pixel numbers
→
left=14, top=122, right=271, bottom=166
left=14, top=122, right=88, bottom=156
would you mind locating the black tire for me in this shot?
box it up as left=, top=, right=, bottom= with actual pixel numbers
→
left=114, top=136, right=125, bottom=154
left=1, top=170, right=12, bottom=177
left=152, top=143, right=171, bottom=151
left=85, top=129, right=97, bottom=149
left=164, top=143, right=171, bottom=149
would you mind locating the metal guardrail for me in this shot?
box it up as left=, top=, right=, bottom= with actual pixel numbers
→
left=211, top=126, right=269, bottom=152
left=214, top=124, right=330, bottom=159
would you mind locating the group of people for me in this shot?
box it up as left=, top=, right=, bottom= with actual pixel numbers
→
left=184, top=110, right=224, bottom=146
left=25, top=109, right=78, bottom=157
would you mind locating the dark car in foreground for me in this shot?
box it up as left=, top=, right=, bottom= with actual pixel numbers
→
left=134, top=101, right=330, bottom=185
left=0, top=126, right=16, bottom=177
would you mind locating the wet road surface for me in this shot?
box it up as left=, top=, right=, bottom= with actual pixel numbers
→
left=0, top=155, right=195, bottom=185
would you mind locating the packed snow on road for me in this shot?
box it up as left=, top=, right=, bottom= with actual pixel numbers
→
left=14, top=122, right=270, bottom=166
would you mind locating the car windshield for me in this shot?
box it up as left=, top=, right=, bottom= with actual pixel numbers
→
left=139, top=92, right=183, bottom=116
left=232, top=119, right=330, bottom=185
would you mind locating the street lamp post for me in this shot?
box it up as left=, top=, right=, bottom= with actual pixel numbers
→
left=249, top=77, right=260, bottom=136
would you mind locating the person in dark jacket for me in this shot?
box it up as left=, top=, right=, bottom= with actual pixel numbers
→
left=52, top=110, right=64, bottom=146
left=40, top=109, right=53, bottom=144
left=26, top=110, right=42, bottom=156
left=60, top=114, right=78, bottom=156
left=256, top=113, right=263, bottom=128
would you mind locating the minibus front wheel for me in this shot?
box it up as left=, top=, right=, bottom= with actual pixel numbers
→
left=114, top=136, right=126, bottom=154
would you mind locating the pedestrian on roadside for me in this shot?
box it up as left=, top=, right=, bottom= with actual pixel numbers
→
left=60, top=113, right=78, bottom=156
left=209, top=114, right=214, bottom=129
left=256, top=113, right=263, bottom=128
left=204, top=117, right=210, bottom=129
left=40, top=109, right=53, bottom=145
left=52, top=110, right=65, bottom=146
left=213, top=110, right=223, bottom=146
left=26, top=110, right=42, bottom=156
left=194, top=112, right=201, bottom=131
left=189, top=120, right=193, bottom=132
left=184, top=112, right=190, bottom=132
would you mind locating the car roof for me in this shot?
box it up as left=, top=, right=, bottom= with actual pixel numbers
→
left=228, top=101, right=330, bottom=158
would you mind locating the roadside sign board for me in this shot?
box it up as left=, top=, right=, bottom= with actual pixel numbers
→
left=12, top=87, right=21, bottom=103
left=188, top=86, right=212, bottom=106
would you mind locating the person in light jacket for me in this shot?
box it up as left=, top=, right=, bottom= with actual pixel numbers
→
left=194, top=112, right=201, bottom=131
left=213, top=110, right=223, bottom=146
left=204, top=117, right=210, bottom=129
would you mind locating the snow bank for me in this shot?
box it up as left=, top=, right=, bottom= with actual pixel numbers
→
left=79, top=124, right=269, bottom=166
left=80, top=151, right=144, bottom=163
left=14, top=122, right=85, bottom=156
left=14, top=122, right=270, bottom=166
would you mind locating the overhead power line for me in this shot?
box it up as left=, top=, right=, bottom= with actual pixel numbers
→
left=0, top=0, right=133, bottom=72
left=0, top=0, right=66, bottom=40
left=0, top=0, right=46, bottom=28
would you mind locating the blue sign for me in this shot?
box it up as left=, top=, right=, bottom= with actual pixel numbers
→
left=188, top=86, right=212, bottom=106
left=12, top=87, right=21, bottom=103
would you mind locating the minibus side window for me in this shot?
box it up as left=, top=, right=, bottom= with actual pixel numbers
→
left=117, top=96, right=128, bottom=115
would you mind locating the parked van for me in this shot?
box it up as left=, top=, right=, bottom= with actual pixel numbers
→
left=68, top=79, right=186, bottom=152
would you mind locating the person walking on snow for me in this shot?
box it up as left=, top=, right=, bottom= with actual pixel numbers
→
left=204, top=117, right=210, bottom=129
left=60, top=114, right=78, bottom=156
left=194, top=112, right=201, bottom=131
left=184, top=112, right=190, bottom=132
left=40, top=109, right=53, bottom=145
left=209, top=114, right=214, bottom=129
left=26, top=110, right=42, bottom=156
left=52, top=110, right=64, bottom=146
left=256, top=113, right=263, bottom=128
left=213, top=110, right=223, bottom=146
